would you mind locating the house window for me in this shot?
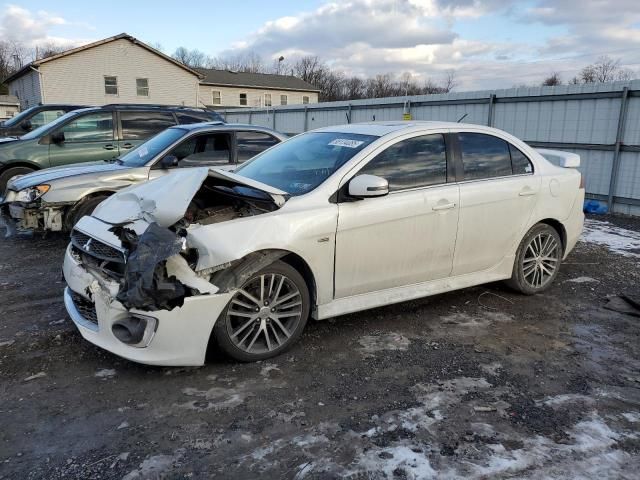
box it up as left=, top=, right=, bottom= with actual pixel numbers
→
left=303, top=96, right=310, bottom=104
left=280, top=94, right=288, bottom=105
left=239, top=93, right=247, bottom=106
left=104, top=76, right=118, bottom=95
left=136, top=78, right=149, bottom=97
left=264, top=93, right=272, bottom=107
left=212, top=90, right=221, bottom=105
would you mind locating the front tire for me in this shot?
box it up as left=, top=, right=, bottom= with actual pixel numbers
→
left=65, top=195, right=109, bottom=230
left=507, top=223, right=563, bottom=295
left=0, top=166, right=36, bottom=193
left=213, top=260, right=310, bottom=362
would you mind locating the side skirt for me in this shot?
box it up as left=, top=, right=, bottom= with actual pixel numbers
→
left=314, top=254, right=515, bottom=320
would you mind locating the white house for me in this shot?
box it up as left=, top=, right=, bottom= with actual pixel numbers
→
left=197, top=69, right=319, bottom=108
left=0, top=95, right=20, bottom=120
left=4, top=34, right=319, bottom=111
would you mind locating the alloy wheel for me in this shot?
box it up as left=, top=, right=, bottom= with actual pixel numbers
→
left=522, top=231, right=560, bottom=289
left=225, top=273, right=303, bottom=354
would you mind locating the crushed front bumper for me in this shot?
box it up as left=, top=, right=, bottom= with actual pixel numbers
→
left=63, top=243, right=233, bottom=366
left=0, top=200, right=65, bottom=233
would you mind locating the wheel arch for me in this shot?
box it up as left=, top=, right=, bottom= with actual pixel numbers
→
left=0, top=161, right=41, bottom=175
left=210, top=248, right=318, bottom=308
left=537, top=218, right=567, bottom=254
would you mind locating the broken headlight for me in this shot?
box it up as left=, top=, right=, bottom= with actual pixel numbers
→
left=15, top=184, right=50, bottom=202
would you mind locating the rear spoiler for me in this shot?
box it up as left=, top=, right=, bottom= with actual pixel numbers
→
left=536, top=148, right=580, bottom=168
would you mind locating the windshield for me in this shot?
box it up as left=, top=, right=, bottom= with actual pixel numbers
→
left=119, top=127, right=188, bottom=167
left=2, top=106, right=39, bottom=127
left=234, top=132, right=378, bottom=195
left=19, top=110, right=82, bottom=140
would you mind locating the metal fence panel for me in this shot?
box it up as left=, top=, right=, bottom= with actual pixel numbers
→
left=221, top=80, right=640, bottom=215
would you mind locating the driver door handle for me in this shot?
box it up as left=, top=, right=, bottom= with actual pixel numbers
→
left=432, top=202, right=456, bottom=211
left=103, top=144, right=116, bottom=150
left=519, top=188, right=537, bottom=197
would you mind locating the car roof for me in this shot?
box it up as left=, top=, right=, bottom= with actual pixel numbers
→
left=66, top=104, right=218, bottom=114
left=169, top=122, right=285, bottom=136
left=312, top=121, right=496, bottom=137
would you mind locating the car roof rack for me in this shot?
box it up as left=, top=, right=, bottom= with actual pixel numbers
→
left=101, top=104, right=209, bottom=111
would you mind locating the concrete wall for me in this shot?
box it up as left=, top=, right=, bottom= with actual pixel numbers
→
left=37, top=39, right=200, bottom=106
left=223, top=80, right=640, bottom=216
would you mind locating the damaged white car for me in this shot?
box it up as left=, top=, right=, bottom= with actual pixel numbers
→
left=63, top=121, right=585, bottom=365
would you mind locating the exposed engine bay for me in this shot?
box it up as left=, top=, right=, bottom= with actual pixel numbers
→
left=72, top=178, right=284, bottom=312
left=180, top=180, right=278, bottom=227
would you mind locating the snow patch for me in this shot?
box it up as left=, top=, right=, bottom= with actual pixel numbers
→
left=358, top=332, right=410, bottom=355
left=581, top=219, right=640, bottom=258
left=95, top=368, right=116, bottom=378
left=622, top=412, right=640, bottom=423
left=566, top=276, right=599, bottom=284
left=352, top=443, right=437, bottom=479
left=122, top=449, right=184, bottom=480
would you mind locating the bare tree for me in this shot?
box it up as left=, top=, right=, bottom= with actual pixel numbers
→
left=34, top=42, right=67, bottom=60
left=442, top=69, right=457, bottom=92
left=171, top=47, right=209, bottom=68
left=210, top=52, right=267, bottom=73
left=542, top=72, right=562, bottom=86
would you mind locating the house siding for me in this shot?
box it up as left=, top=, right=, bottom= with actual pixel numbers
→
left=199, top=84, right=318, bottom=108
left=0, top=104, right=19, bottom=120
left=39, top=39, right=199, bottom=106
left=10, top=70, right=42, bottom=109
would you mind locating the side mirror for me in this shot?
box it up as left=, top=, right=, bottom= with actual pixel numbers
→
left=348, top=174, right=389, bottom=198
left=50, top=131, right=65, bottom=144
left=20, top=120, right=32, bottom=131
left=159, top=155, right=179, bottom=169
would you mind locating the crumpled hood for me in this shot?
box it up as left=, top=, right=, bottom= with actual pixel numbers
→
left=8, top=162, right=129, bottom=191
left=92, top=167, right=289, bottom=227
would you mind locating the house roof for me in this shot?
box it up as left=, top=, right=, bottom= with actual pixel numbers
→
left=196, top=68, right=319, bottom=92
left=0, top=94, right=19, bottom=105
left=3, top=33, right=203, bottom=84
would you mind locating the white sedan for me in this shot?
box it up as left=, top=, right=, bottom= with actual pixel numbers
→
left=62, top=121, right=584, bottom=365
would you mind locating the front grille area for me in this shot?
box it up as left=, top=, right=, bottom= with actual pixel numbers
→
left=69, top=291, right=98, bottom=326
left=71, top=230, right=126, bottom=264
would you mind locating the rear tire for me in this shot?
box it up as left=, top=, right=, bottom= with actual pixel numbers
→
left=0, top=166, right=36, bottom=194
left=66, top=195, right=109, bottom=230
left=506, top=223, right=563, bottom=295
left=213, top=260, right=310, bottom=362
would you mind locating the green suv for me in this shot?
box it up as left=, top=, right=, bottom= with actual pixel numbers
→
left=0, top=104, right=224, bottom=191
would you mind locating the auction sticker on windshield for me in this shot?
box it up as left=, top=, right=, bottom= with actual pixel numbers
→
left=328, top=139, right=365, bottom=148
left=138, top=146, right=149, bottom=157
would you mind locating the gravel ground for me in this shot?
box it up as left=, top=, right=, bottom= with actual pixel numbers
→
left=0, top=214, right=639, bottom=479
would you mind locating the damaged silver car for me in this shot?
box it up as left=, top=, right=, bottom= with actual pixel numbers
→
left=63, top=121, right=585, bottom=366
left=0, top=123, right=285, bottom=236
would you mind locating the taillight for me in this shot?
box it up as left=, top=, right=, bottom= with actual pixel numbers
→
left=580, top=173, right=585, bottom=189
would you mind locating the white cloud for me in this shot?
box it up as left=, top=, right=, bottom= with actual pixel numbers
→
left=220, top=0, right=640, bottom=90
left=0, top=4, right=92, bottom=48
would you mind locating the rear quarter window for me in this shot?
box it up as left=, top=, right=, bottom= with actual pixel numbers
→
left=458, top=133, right=512, bottom=181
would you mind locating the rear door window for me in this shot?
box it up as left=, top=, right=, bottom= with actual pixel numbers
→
left=59, top=112, right=114, bottom=143
left=170, top=133, right=232, bottom=167
left=359, top=134, right=447, bottom=191
left=236, top=131, right=280, bottom=163
left=121, top=111, right=176, bottom=140
left=458, top=133, right=512, bottom=180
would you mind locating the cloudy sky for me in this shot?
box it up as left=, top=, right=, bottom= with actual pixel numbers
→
left=3, top=0, right=640, bottom=90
